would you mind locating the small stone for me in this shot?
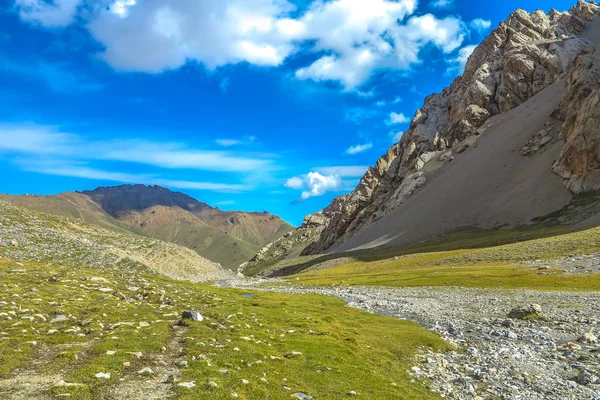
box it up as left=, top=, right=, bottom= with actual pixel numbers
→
left=241, top=379, right=250, bottom=385
left=50, top=315, right=69, bottom=324
left=181, top=311, right=203, bottom=321
left=577, top=370, right=599, bottom=385
left=578, top=332, right=598, bottom=344
left=291, top=394, right=313, bottom=400
left=112, top=291, right=126, bottom=300
left=163, top=374, right=181, bottom=384
left=95, top=373, right=110, bottom=379
left=347, top=390, right=357, bottom=396
left=208, top=381, right=218, bottom=388
left=137, top=367, right=154, bottom=376
left=178, top=382, right=196, bottom=389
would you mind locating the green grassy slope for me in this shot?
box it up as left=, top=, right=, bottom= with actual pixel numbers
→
left=285, top=225, right=600, bottom=290
left=0, top=201, right=448, bottom=399
left=124, top=208, right=260, bottom=270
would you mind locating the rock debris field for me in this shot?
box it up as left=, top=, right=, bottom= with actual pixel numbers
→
left=220, top=279, right=600, bottom=400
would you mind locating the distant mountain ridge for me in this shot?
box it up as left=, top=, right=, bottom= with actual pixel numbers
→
left=0, top=184, right=293, bottom=270
left=80, top=184, right=212, bottom=217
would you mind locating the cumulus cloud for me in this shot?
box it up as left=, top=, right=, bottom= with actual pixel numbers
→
left=345, top=143, right=373, bottom=155
left=15, top=0, right=475, bottom=89
left=285, top=172, right=342, bottom=200
left=15, top=0, right=82, bottom=27
left=386, top=112, right=410, bottom=125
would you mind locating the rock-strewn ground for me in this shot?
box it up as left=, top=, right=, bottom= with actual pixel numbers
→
left=220, top=280, right=600, bottom=400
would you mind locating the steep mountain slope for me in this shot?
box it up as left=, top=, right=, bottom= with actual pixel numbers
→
left=1, top=185, right=292, bottom=270
left=300, top=1, right=600, bottom=255
left=0, top=199, right=229, bottom=281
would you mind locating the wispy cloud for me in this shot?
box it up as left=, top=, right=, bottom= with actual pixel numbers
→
left=0, top=124, right=273, bottom=173
left=0, top=123, right=275, bottom=193
left=429, top=0, right=454, bottom=9
left=214, top=136, right=257, bottom=147
left=313, top=166, right=368, bottom=177
left=345, top=108, right=384, bottom=125
left=18, top=160, right=251, bottom=192
left=375, top=96, right=401, bottom=107
left=389, top=131, right=404, bottom=142
left=345, top=143, right=373, bottom=155
left=0, top=57, right=103, bottom=94
left=470, top=19, right=492, bottom=34
left=447, top=45, right=477, bottom=75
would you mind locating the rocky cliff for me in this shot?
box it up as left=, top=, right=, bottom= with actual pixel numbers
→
left=302, top=1, right=600, bottom=255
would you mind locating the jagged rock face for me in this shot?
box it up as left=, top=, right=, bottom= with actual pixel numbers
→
left=304, top=1, right=600, bottom=256
left=553, top=41, right=600, bottom=192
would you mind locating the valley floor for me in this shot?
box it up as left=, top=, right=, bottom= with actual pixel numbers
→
left=220, top=280, right=600, bottom=400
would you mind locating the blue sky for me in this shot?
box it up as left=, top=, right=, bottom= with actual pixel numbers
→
left=0, top=0, right=579, bottom=225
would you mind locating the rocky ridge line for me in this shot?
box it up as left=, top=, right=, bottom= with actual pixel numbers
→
left=302, top=1, right=600, bottom=255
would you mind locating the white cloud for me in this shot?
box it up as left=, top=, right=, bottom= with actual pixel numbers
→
left=313, top=165, right=368, bottom=177
left=345, top=143, right=373, bottom=155
left=20, top=160, right=250, bottom=192
left=301, top=172, right=341, bottom=200
left=284, top=172, right=342, bottom=200
left=15, top=0, right=82, bottom=27
left=429, top=0, right=454, bottom=9
left=471, top=18, right=492, bottom=34
left=284, top=176, right=304, bottom=189
left=17, top=0, right=475, bottom=89
left=448, top=44, right=477, bottom=75
left=386, top=112, right=410, bottom=125
left=0, top=123, right=273, bottom=173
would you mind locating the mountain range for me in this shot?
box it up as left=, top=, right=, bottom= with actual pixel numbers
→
left=0, top=184, right=292, bottom=270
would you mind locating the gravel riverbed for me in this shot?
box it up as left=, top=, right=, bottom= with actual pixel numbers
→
left=217, top=279, right=600, bottom=400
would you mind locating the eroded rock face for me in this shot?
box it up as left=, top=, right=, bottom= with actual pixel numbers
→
left=303, top=1, right=599, bottom=255
left=553, top=42, right=600, bottom=192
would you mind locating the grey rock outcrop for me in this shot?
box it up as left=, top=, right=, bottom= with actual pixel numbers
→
left=303, top=1, right=600, bottom=255
left=553, top=41, right=600, bottom=192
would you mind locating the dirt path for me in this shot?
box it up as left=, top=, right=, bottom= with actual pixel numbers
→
left=100, top=323, right=187, bottom=400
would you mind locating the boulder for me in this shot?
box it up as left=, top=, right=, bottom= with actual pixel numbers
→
left=508, top=304, right=544, bottom=320
left=181, top=311, right=203, bottom=321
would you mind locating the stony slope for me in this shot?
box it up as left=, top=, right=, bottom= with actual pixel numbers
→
left=240, top=195, right=346, bottom=275
left=0, top=199, right=229, bottom=282
left=301, top=1, right=600, bottom=255
left=1, top=185, right=293, bottom=270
